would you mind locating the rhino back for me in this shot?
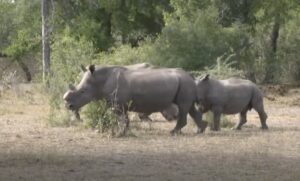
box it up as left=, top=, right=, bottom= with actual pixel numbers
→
left=120, top=69, right=181, bottom=113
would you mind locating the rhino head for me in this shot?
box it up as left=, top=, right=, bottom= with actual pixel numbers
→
left=63, top=64, right=105, bottom=111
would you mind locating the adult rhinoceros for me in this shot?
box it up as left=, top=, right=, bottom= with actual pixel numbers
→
left=63, top=65, right=207, bottom=136
left=124, top=63, right=179, bottom=122
left=196, top=74, right=268, bottom=131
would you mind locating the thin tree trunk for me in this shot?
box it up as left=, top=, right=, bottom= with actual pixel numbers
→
left=41, top=0, right=50, bottom=84
left=235, top=37, right=256, bottom=83
left=271, top=16, right=280, bottom=52
left=264, top=15, right=280, bottom=83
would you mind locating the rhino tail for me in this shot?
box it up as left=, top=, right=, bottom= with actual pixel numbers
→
left=247, top=87, right=256, bottom=111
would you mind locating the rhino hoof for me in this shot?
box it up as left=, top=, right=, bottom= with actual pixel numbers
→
left=170, top=129, right=182, bottom=136
left=116, top=132, right=126, bottom=138
left=232, top=127, right=242, bottom=131
left=210, top=127, right=220, bottom=131
left=261, top=125, right=269, bottom=130
left=197, top=121, right=208, bottom=134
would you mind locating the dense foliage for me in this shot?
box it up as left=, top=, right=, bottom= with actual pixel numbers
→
left=1, top=0, right=300, bottom=83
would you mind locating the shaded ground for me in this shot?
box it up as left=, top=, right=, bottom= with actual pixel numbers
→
left=0, top=84, right=299, bottom=181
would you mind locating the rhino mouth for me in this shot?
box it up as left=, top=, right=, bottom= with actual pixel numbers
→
left=65, top=103, right=81, bottom=119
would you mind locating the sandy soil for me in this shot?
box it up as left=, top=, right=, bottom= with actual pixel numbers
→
left=0, top=85, right=299, bottom=181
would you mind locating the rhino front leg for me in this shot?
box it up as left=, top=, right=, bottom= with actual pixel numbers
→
left=189, top=105, right=207, bottom=133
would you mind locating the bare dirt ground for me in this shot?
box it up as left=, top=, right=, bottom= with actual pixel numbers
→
left=0, top=84, right=299, bottom=181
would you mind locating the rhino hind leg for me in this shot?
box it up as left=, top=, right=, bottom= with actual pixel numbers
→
left=234, top=110, right=248, bottom=130
left=252, top=99, right=268, bottom=130
left=258, top=111, right=268, bottom=129
left=161, top=104, right=179, bottom=122
left=255, top=106, right=268, bottom=130
left=170, top=110, right=188, bottom=135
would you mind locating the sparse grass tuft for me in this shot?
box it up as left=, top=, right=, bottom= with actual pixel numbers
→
left=204, top=111, right=236, bottom=129
left=47, top=108, right=73, bottom=127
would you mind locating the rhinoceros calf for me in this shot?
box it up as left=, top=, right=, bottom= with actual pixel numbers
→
left=196, top=74, right=268, bottom=131
left=63, top=65, right=207, bottom=136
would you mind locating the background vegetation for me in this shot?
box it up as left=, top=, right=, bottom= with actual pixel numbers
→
left=1, top=0, right=300, bottom=129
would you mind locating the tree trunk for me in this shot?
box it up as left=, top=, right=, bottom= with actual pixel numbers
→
left=41, top=0, right=50, bottom=84
left=264, top=15, right=280, bottom=83
left=271, top=16, right=280, bottom=53
left=236, top=37, right=257, bottom=83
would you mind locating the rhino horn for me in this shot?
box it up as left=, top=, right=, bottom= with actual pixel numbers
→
left=80, top=64, right=87, bottom=72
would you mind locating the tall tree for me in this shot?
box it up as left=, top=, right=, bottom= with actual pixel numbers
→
left=42, top=0, right=50, bottom=83
left=0, top=0, right=41, bottom=82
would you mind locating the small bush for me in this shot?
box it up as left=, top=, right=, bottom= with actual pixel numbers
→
left=82, top=100, right=118, bottom=135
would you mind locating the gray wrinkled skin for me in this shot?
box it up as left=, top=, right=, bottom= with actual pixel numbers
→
left=138, top=104, right=179, bottom=122
left=124, top=63, right=178, bottom=122
left=196, top=74, right=268, bottom=131
left=63, top=65, right=207, bottom=136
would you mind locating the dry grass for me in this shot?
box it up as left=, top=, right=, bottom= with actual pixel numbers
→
left=0, top=85, right=299, bottom=181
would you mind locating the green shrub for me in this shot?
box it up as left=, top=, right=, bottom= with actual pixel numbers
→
left=82, top=100, right=118, bottom=135
left=149, top=6, right=242, bottom=70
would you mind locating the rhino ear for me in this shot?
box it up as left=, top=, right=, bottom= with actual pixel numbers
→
left=69, top=84, right=76, bottom=90
left=89, top=64, right=95, bottom=74
left=80, top=64, right=87, bottom=72
left=203, top=74, right=210, bottom=81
